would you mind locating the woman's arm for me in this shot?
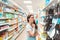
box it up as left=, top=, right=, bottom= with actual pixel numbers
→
left=28, top=29, right=39, bottom=37
left=28, top=30, right=35, bottom=37
left=27, top=23, right=38, bottom=37
left=28, top=24, right=35, bottom=37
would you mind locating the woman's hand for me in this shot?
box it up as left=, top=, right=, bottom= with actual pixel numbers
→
left=35, top=32, right=39, bottom=36
left=35, top=31, right=40, bottom=36
left=32, top=24, right=35, bottom=27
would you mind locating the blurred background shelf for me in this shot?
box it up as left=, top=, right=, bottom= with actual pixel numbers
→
left=11, top=28, right=25, bottom=40
left=0, top=0, right=26, bottom=40
left=0, top=26, right=9, bottom=32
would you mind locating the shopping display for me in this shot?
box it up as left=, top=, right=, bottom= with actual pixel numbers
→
left=0, top=0, right=26, bottom=40
left=0, top=0, right=60, bottom=40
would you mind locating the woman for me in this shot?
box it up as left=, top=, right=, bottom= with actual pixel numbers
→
left=26, top=14, right=38, bottom=40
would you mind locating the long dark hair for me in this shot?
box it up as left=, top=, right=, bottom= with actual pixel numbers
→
left=33, top=20, right=38, bottom=30
left=27, top=14, right=33, bottom=22
left=27, top=14, right=38, bottom=30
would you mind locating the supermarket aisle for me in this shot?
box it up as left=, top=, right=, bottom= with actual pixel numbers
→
left=16, top=29, right=26, bottom=40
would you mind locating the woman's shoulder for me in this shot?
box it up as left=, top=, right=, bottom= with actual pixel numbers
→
left=26, top=23, right=32, bottom=31
left=26, top=23, right=31, bottom=28
left=26, top=23, right=30, bottom=26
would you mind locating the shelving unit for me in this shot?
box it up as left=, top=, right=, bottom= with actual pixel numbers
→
left=0, top=26, right=9, bottom=32
left=0, top=0, right=26, bottom=40
left=43, top=0, right=58, bottom=11
left=5, top=34, right=14, bottom=40
left=37, top=0, right=60, bottom=40
left=11, top=28, right=25, bottom=40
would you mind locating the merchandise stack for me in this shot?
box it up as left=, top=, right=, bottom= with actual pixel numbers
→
left=0, top=0, right=26, bottom=40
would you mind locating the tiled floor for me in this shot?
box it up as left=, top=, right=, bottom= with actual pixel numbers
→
left=16, top=29, right=26, bottom=40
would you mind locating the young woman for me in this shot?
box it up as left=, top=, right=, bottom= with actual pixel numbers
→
left=26, top=14, right=38, bottom=40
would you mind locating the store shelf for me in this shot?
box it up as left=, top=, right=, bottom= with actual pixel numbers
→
left=3, top=11, right=15, bottom=14
left=0, top=18, right=8, bottom=20
left=0, top=26, right=9, bottom=32
left=43, top=0, right=58, bottom=10
left=0, top=22, right=18, bottom=26
left=0, top=1, right=13, bottom=8
left=8, top=27, right=17, bottom=32
left=3, top=11, right=20, bottom=15
left=5, top=34, right=14, bottom=40
left=0, top=17, right=16, bottom=20
left=11, top=28, right=25, bottom=40
left=0, top=0, right=26, bottom=40
left=8, top=22, right=18, bottom=25
left=0, top=23, right=8, bottom=26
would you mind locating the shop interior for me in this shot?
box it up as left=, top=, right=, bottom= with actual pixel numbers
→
left=0, top=0, right=60, bottom=40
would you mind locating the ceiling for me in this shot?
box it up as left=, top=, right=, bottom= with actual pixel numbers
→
left=9, top=0, right=45, bottom=14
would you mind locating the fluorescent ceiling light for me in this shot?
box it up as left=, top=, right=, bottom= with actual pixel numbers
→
left=24, top=1, right=32, bottom=4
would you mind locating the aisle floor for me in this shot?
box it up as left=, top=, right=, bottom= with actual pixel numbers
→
left=16, top=29, right=26, bottom=40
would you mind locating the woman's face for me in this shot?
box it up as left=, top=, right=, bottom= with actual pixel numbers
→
left=29, top=16, right=34, bottom=23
